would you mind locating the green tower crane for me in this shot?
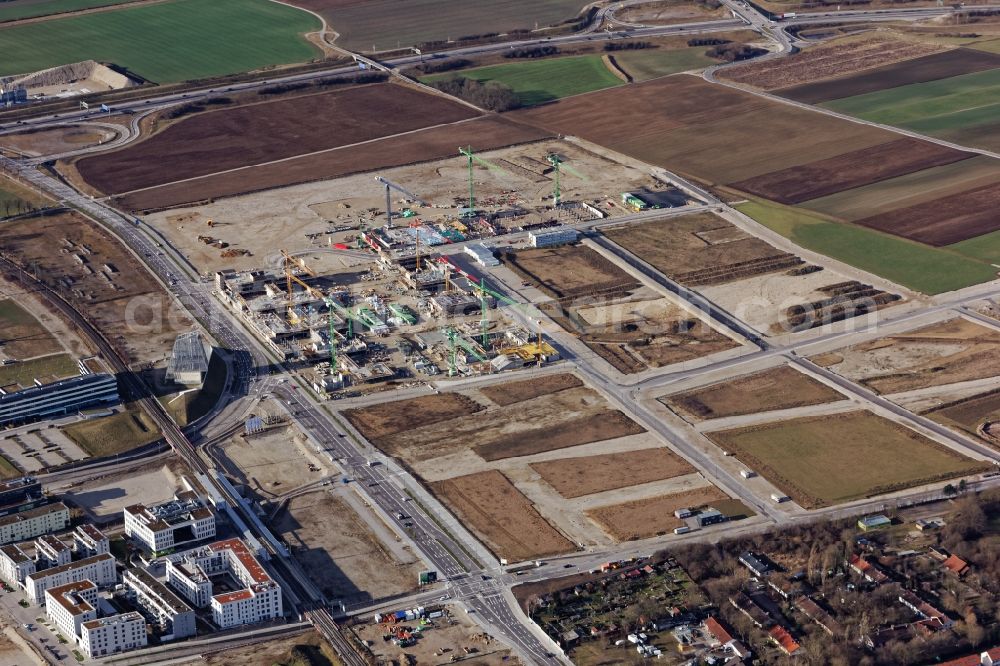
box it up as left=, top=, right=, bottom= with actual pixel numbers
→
left=546, top=153, right=586, bottom=207
left=458, top=146, right=508, bottom=213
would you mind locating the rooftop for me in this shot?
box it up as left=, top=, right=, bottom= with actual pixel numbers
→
left=46, top=580, right=96, bottom=616
left=27, top=553, right=112, bottom=581
left=82, top=612, right=144, bottom=631
left=37, top=534, right=69, bottom=552
left=125, top=568, right=192, bottom=614
left=209, top=538, right=271, bottom=587
left=167, top=331, right=208, bottom=375
left=76, top=524, right=107, bottom=543
left=0, top=543, right=29, bottom=563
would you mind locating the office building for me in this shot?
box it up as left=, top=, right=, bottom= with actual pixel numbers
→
left=124, top=491, right=215, bottom=554
left=0, top=373, right=119, bottom=426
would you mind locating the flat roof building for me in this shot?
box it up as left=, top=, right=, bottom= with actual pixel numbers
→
left=123, top=568, right=195, bottom=640
left=45, top=580, right=98, bottom=641
left=73, top=524, right=110, bottom=559
left=124, top=491, right=215, bottom=554
left=167, top=538, right=281, bottom=629
left=35, top=534, right=71, bottom=568
left=79, top=612, right=147, bottom=659
left=0, top=477, right=41, bottom=511
left=25, top=553, right=116, bottom=604
left=0, top=373, right=119, bottom=426
left=528, top=226, right=578, bottom=248
left=0, top=543, right=35, bottom=585
left=0, top=502, right=70, bottom=546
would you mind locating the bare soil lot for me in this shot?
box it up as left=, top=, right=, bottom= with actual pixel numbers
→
left=275, top=491, right=421, bottom=602
left=587, top=486, right=729, bottom=539
left=663, top=365, right=845, bottom=421
left=353, top=605, right=519, bottom=666
left=431, top=470, right=575, bottom=561
left=202, top=630, right=339, bottom=666
left=76, top=83, right=479, bottom=195
left=778, top=47, right=1000, bottom=103
left=720, top=33, right=946, bottom=90
left=530, top=448, right=695, bottom=499
left=221, top=425, right=330, bottom=495
left=114, top=116, right=549, bottom=212
left=501, top=244, right=639, bottom=300
left=480, top=373, right=582, bottom=406
left=603, top=212, right=801, bottom=285
left=0, top=124, right=117, bottom=157
left=513, top=74, right=894, bottom=185
left=926, top=389, right=1000, bottom=443
left=344, top=381, right=643, bottom=466
left=854, top=180, right=1000, bottom=246
left=343, top=393, right=483, bottom=447
left=62, top=461, right=182, bottom=520
left=814, top=317, right=1000, bottom=394
left=730, top=138, right=973, bottom=204
left=0, top=210, right=192, bottom=363
left=708, top=411, right=990, bottom=508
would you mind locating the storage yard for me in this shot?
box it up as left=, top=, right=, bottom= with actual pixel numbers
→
left=812, top=317, right=1000, bottom=394
left=706, top=411, right=992, bottom=508
left=586, top=485, right=736, bottom=540
left=662, top=365, right=846, bottom=422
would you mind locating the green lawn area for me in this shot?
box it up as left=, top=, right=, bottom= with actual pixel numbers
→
left=709, top=411, right=990, bottom=508
left=613, top=47, right=716, bottom=81
left=0, top=177, right=46, bottom=217
left=822, top=68, right=1000, bottom=135
left=948, top=230, right=1000, bottom=265
left=0, top=354, right=79, bottom=388
left=0, top=0, right=134, bottom=22
left=736, top=199, right=999, bottom=294
left=61, top=406, right=160, bottom=457
left=423, top=54, right=623, bottom=106
left=0, top=0, right=321, bottom=83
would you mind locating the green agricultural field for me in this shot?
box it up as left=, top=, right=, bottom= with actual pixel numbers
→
left=736, top=199, right=999, bottom=294
left=308, top=0, right=588, bottom=53
left=613, top=47, right=716, bottom=81
left=0, top=0, right=321, bottom=83
left=423, top=55, right=623, bottom=106
left=0, top=0, right=134, bottom=22
left=949, top=230, right=1000, bottom=265
left=708, top=411, right=990, bottom=508
left=822, top=68, right=1000, bottom=149
left=0, top=353, right=78, bottom=388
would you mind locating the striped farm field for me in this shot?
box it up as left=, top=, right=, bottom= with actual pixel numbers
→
left=0, top=0, right=321, bottom=83
left=0, top=0, right=134, bottom=22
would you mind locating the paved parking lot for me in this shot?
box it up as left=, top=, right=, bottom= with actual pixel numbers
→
left=0, top=425, right=89, bottom=474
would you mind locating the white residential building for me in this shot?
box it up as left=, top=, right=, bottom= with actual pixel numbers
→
left=165, top=559, right=212, bottom=608
left=44, top=580, right=98, bottom=640
left=73, top=525, right=110, bottom=558
left=35, top=534, right=71, bottom=569
left=124, top=568, right=196, bottom=639
left=167, top=538, right=282, bottom=628
left=0, top=502, right=69, bottom=545
left=124, top=491, right=215, bottom=554
left=25, top=553, right=116, bottom=604
left=78, top=612, right=147, bottom=659
left=0, top=544, right=35, bottom=585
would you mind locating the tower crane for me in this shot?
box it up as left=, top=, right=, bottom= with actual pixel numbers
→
left=546, top=153, right=586, bottom=207
left=445, top=328, right=487, bottom=377
left=458, top=146, right=508, bottom=213
left=281, top=250, right=319, bottom=325
left=375, top=176, right=426, bottom=226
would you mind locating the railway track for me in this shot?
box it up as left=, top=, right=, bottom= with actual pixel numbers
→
left=0, top=255, right=369, bottom=665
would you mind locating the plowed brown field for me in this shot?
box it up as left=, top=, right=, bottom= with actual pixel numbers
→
left=719, top=34, right=946, bottom=91
left=77, top=83, right=479, bottom=195
left=777, top=48, right=1000, bottom=103
left=854, top=181, right=1000, bottom=246
left=512, top=74, right=893, bottom=185
left=114, top=116, right=549, bottom=211
left=730, top=138, right=973, bottom=204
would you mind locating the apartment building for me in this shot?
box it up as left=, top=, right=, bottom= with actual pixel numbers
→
left=78, top=612, right=147, bottom=659
left=0, top=502, right=69, bottom=545
left=44, top=580, right=97, bottom=640
left=123, top=568, right=195, bottom=639
left=25, top=553, right=116, bottom=604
